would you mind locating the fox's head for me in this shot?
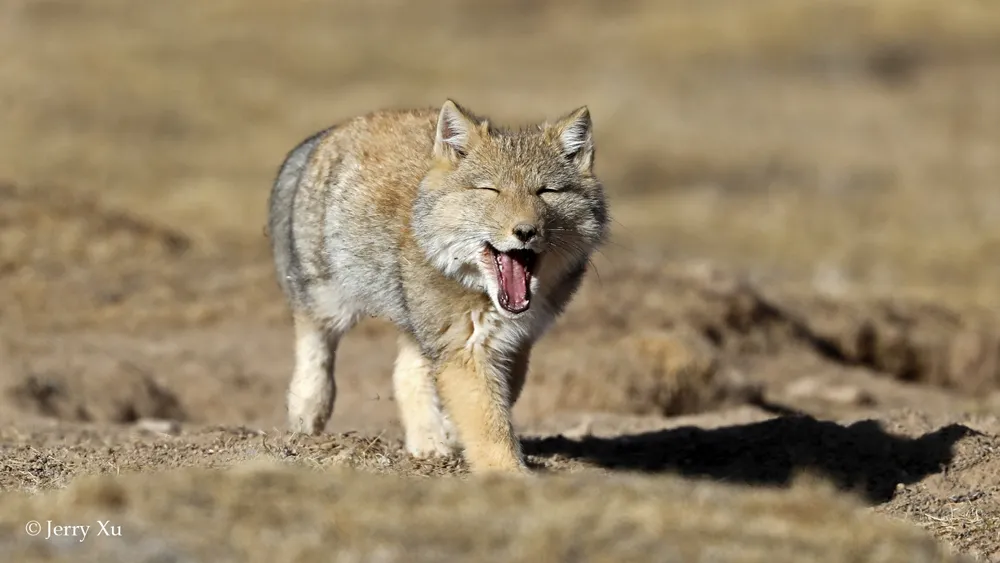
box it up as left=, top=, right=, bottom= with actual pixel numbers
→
left=413, top=99, right=609, bottom=318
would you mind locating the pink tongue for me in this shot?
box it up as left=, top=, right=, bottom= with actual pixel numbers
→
left=499, top=253, right=531, bottom=311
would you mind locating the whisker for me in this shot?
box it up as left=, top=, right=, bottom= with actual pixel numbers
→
left=587, top=258, right=603, bottom=285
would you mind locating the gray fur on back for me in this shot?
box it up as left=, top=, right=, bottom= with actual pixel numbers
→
left=267, top=128, right=331, bottom=305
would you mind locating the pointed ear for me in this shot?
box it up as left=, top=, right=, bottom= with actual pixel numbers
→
left=551, top=106, right=594, bottom=173
left=433, top=99, right=480, bottom=163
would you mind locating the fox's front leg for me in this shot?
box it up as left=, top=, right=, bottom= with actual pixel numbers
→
left=393, top=334, right=459, bottom=458
left=435, top=348, right=527, bottom=474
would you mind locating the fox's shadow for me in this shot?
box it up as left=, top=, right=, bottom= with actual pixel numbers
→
left=522, top=415, right=975, bottom=503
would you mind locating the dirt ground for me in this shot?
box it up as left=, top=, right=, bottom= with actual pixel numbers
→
left=2, top=1, right=1000, bottom=561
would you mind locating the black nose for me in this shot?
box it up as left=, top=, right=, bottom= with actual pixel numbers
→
left=512, top=223, right=538, bottom=243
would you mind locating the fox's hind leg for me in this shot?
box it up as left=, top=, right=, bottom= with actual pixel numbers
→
left=393, top=334, right=459, bottom=457
left=287, top=312, right=344, bottom=435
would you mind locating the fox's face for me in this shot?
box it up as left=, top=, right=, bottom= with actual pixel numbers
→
left=414, top=100, right=608, bottom=318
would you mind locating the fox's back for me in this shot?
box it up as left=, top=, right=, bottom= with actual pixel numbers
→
left=270, top=108, right=440, bottom=322
left=313, top=107, right=439, bottom=240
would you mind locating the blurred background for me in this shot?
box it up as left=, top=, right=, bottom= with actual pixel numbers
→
left=3, top=0, right=1000, bottom=323
left=2, top=0, right=1000, bottom=408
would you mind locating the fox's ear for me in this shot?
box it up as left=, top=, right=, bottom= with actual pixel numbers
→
left=433, top=99, right=480, bottom=163
left=551, top=106, right=594, bottom=173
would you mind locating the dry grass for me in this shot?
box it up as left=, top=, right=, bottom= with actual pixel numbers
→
left=921, top=504, right=1000, bottom=557
left=0, top=463, right=974, bottom=563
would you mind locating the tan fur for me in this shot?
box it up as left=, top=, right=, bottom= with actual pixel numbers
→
left=436, top=318, right=526, bottom=472
left=267, top=100, right=608, bottom=473
left=392, top=333, right=458, bottom=457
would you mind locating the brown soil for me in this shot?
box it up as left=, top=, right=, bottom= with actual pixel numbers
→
left=2, top=1, right=1000, bottom=561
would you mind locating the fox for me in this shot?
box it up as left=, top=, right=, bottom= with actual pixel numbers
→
left=266, top=99, right=608, bottom=473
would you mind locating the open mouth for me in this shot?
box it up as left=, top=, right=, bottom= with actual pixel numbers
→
left=486, top=244, right=539, bottom=314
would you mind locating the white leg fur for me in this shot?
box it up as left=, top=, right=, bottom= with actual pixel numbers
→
left=393, top=335, right=459, bottom=457
left=287, top=314, right=340, bottom=435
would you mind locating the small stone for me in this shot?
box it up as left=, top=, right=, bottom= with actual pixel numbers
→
left=822, top=385, right=875, bottom=406
left=562, top=417, right=595, bottom=440
left=134, top=418, right=181, bottom=436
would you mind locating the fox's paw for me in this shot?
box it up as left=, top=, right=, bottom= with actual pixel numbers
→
left=404, top=416, right=460, bottom=458
left=465, top=452, right=533, bottom=475
left=401, top=407, right=460, bottom=458
left=287, top=402, right=330, bottom=436
left=288, top=415, right=327, bottom=436
left=405, top=431, right=460, bottom=459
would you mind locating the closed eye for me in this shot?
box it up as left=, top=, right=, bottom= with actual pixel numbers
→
left=537, top=186, right=562, bottom=195
left=470, top=185, right=499, bottom=193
